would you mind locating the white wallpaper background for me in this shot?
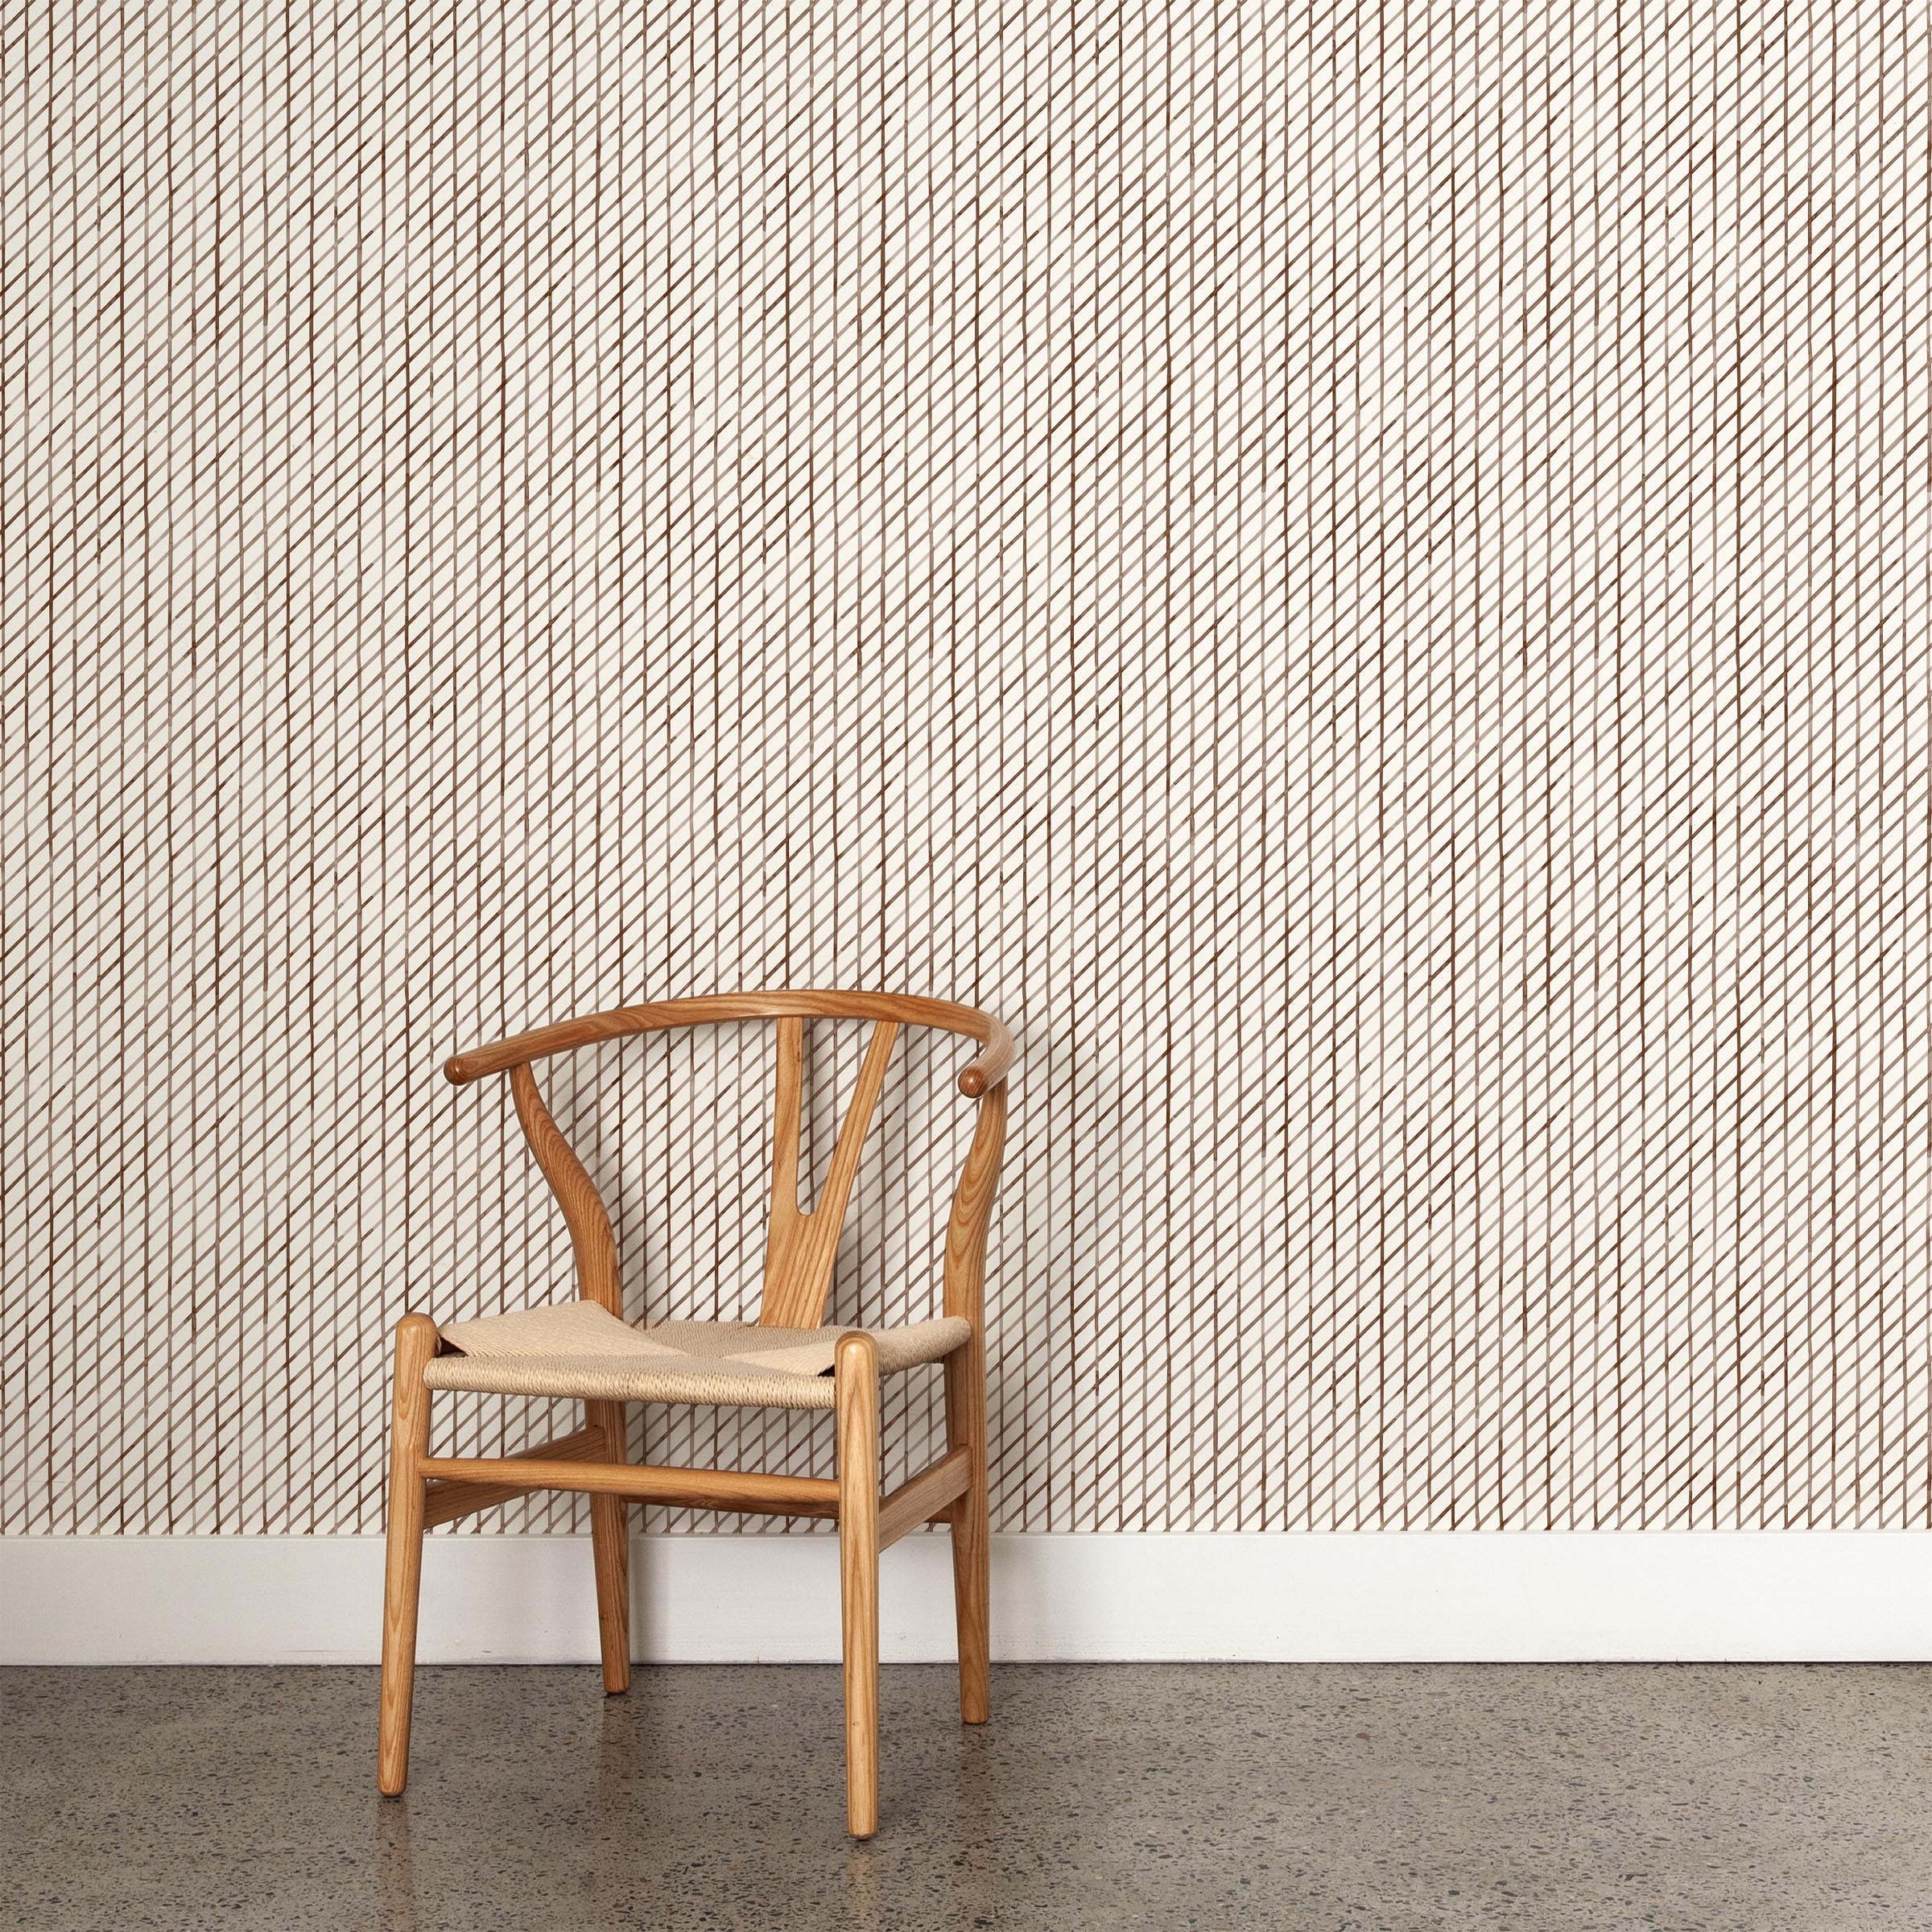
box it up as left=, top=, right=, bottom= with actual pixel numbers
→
left=4, top=0, right=1929, bottom=1537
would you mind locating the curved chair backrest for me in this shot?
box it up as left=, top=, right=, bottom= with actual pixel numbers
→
left=444, top=992, right=1013, bottom=1331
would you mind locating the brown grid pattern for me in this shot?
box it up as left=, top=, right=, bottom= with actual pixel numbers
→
left=3, top=0, right=1928, bottom=1535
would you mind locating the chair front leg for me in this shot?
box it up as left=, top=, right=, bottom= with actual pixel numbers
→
left=835, top=1331, right=881, bottom=1838
left=587, top=1398, right=632, bottom=1695
left=378, top=1314, right=440, bottom=1795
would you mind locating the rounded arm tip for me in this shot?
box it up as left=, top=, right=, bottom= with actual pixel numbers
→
left=956, top=1017, right=1015, bottom=1097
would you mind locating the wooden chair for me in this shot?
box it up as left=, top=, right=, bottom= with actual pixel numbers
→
left=376, top=990, right=1012, bottom=1837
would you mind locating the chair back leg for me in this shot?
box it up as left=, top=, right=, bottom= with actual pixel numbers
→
left=944, top=1339, right=992, bottom=1723
left=836, top=1331, right=881, bottom=1837
left=587, top=1399, right=633, bottom=1694
left=378, top=1315, right=440, bottom=1794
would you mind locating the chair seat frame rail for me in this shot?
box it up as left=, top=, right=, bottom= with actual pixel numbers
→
left=375, top=990, right=1012, bottom=1838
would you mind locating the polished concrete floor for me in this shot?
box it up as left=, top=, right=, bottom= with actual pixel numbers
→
left=4, top=1663, right=1927, bottom=1930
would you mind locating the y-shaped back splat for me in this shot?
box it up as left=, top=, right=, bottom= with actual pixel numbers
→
left=760, top=1017, right=898, bottom=1328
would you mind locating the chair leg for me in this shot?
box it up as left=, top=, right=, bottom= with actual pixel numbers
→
left=944, top=1338, right=992, bottom=1724
left=587, top=1399, right=631, bottom=1695
left=378, top=1314, right=440, bottom=1796
left=835, top=1332, right=881, bottom=1838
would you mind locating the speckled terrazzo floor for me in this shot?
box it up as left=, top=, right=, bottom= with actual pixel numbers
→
left=3, top=1664, right=1927, bottom=1931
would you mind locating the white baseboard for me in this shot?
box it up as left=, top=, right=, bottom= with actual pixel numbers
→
left=2, top=1532, right=1926, bottom=1666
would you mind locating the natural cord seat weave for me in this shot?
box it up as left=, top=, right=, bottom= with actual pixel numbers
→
left=423, top=1299, right=972, bottom=1409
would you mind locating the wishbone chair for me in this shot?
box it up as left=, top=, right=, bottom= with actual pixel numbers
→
left=375, top=990, right=1012, bottom=1837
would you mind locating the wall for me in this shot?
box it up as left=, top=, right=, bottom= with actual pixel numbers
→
left=6, top=0, right=1928, bottom=1551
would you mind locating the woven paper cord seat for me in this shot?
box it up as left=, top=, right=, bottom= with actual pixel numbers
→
left=421, top=1298, right=971, bottom=1409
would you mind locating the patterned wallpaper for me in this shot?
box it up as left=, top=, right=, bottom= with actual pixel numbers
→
left=5, top=0, right=1927, bottom=1537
